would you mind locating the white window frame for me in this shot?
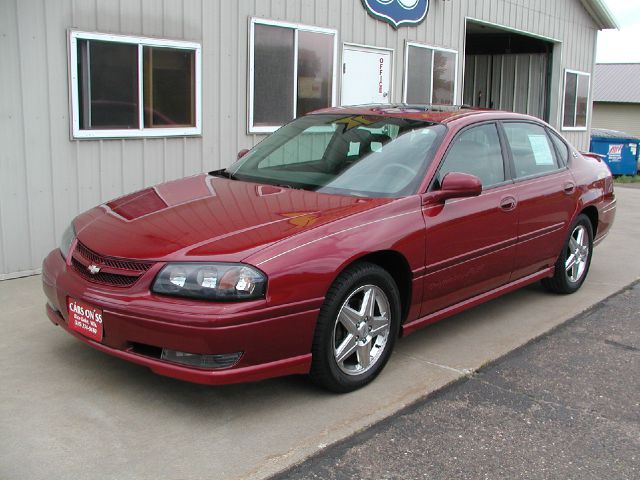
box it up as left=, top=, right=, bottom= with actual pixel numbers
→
left=248, top=18, right=338, bottom=134
left=403, top=42, right=459, bottom=105
left=68, top=30, right=202, bottom=139
left=561, top=69, right=590, bottom=132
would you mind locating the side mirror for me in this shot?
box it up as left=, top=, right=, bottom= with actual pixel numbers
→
left=237, top=148, right=250, bottom=160
left=423, top=172, right=482, bottom=204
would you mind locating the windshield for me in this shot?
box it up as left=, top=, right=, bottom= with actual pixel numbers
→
left=226, top=114, right=446, bottom=198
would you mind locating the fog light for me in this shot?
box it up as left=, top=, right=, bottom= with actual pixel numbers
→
left=160, top=349, right=242, bottom=369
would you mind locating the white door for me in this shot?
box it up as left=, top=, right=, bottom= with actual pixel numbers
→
left=341, top=46, right=392, bottom=106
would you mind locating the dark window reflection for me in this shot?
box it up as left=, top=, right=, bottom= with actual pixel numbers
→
left=296, top=31, right=334, bottom=116
left=576, top=74, right=589, bottom=128
left=563, top=72, right=577, bottom=127
left=253, top=24, right=295, bottom=126
left=143, top=47, right=195, bottom=127
left=432, top=50, right=456, bottom=105
left=78, top=40, right=139, bottom=129
left=77, top=39, right=197, bottom=131
left=406, top=46, right=432, bottom=104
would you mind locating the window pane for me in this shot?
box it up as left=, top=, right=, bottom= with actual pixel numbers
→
left=78, top=40, right=139, bottom=129
left=503, top=122, right=559, bottom=178
left=406, top=46, right=432, bottom=103
left=563, top=72, right=577, bottom=127
left=253, top=24, right=295, bottom=127
left=143, top=47, right=195, bottom=127
left=297, top=31, right=334, bottom=117
left=576, top=74, right=589, bottom=128
left=432, top=50, right=456, bottom=105
left=438, top=124, right=504, bottom=187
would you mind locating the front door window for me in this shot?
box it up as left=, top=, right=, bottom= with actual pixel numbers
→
left=436, top=123, right=505, bottom=188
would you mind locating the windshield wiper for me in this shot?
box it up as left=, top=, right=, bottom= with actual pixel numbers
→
left=209, top=168, right=237, bottom=180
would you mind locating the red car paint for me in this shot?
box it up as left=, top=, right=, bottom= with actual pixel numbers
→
left=42, top=107, right=616, bottom=385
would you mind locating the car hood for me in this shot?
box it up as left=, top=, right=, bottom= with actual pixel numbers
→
left=74, top=174, right=391, bottom=262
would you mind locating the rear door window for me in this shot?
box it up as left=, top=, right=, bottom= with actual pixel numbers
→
left=502, top=122, right=560, bottom=178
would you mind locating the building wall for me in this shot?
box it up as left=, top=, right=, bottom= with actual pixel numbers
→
left=592, top=102, right=640, bottom=138
left=0, top=0, right=600, bottom=278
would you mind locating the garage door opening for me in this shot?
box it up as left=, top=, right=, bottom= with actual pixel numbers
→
left=463, top=21, right=554, bottom=121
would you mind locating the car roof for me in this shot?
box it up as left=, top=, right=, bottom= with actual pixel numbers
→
left=310, top=104, right=541, bottom=125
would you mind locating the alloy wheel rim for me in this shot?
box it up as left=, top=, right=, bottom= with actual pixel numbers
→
left=332, top=284, right=391, bottom=376
left=565, top=224, right=589, bottom=283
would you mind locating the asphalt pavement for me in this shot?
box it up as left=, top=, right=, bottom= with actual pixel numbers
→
left=275, top=282, right=640, bottom=480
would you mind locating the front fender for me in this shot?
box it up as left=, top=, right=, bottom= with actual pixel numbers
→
left=245, top=196, right=426, bottom=309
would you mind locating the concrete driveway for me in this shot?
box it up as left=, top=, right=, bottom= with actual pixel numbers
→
left=1, top=186, right=639, bottom=480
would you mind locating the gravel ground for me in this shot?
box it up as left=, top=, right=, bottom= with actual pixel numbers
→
left=274, top=282, right=640, bottom=480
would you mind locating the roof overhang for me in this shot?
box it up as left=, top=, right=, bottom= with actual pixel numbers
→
left=580, top=0, right=620, bottom=30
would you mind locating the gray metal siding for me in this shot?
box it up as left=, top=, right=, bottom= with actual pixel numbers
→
left=592, top=103, right=640, bottom=138
left=0, top=0, right=600, bottom=278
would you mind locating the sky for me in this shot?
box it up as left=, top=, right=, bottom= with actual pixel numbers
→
left=596, top=0, right=640, bottom=63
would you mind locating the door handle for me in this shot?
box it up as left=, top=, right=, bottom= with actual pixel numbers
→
left=563, top=182, right=576, bottom=195
left=499, top=196, right=517, bottom=211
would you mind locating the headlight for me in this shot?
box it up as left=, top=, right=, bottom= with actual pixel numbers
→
left=152, top=263, right=267, bottom=301
left=59, top=223, right=76, bottom=259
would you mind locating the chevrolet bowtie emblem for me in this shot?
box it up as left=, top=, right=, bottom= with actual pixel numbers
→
left=87, top=264, right=101, bottom=275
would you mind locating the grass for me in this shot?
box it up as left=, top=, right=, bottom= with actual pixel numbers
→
left=614, top=174, right=640, bottom=184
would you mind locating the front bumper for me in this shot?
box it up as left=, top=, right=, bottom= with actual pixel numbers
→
left=42, top=250, right=320, bottom=385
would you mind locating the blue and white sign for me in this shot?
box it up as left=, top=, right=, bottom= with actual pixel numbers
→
left=361, top=0, right=430, bottom=29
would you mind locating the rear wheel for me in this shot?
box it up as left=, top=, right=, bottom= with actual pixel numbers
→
left=310, top=263, right=401, bottom=393
left=542, top=214, right=593, bottom=294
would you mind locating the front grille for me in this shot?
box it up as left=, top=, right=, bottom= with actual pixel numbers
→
left=70, top=242, right=154, bottom=288
left=75, top=242, right=153, bottom=272
left=71, top=258, right=140, bottom=287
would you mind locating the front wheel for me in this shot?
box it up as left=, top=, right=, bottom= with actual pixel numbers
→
left=310, top=263, right=401, bottom=393
left=542, top=214, right=593, bottom=294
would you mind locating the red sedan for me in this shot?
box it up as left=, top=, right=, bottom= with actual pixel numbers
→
left=42, top=106, right=616, bottom=392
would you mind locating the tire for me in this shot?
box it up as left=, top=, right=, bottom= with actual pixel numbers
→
left=310, top=262, right=401, bottom=393
left=542, top=214, right=594, bottom=294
